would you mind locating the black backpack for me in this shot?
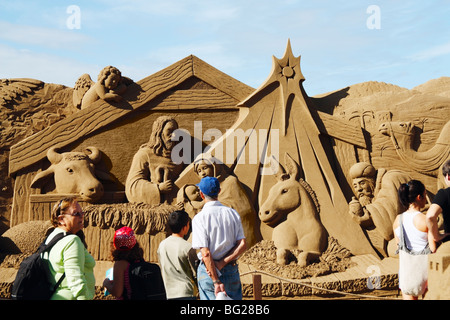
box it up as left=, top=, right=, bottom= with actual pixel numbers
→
left=11, top=232, right=68, bottom=300
left=124, top=260, right=166, bottom=300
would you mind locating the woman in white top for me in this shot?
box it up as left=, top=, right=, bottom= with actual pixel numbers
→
left=393, top=180, right=436, bottom=300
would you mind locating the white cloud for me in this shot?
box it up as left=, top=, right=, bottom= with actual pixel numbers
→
left=0, top=21, right=93, bottom=50
left=0, top=44, right=98, bottom=87
left=408, top=42, right=450, bottom=62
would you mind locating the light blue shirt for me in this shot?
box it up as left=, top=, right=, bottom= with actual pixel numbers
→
left=191, top=201, right=245, bottom=261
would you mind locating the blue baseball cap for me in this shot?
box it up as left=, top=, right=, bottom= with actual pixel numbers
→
left=197, top=176, right=220, bottom=197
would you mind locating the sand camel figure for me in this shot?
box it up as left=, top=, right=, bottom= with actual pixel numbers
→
left=379, top=120, right=450, bottom=176
left=259, top=153, right=328, bottom=266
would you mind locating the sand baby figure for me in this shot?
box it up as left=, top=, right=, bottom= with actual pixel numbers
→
left=73, top=66, right=132, bottom=109
left=193, top=153, right=259, bottom=247
left=177, top=184, right=204, bottom=219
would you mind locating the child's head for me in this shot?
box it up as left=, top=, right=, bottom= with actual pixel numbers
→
left=185, top=184, right=201, bottom=201
left=398, top=180, right=426, bottom=207
left=168, top=210, right=190, bottom=234
left=443, top=159, right=450, bottom=181
left=111, top=226, right=144, bottom=262
left=113, top=226, right=136, bottom=251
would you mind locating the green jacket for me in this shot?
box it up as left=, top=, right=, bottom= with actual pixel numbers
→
left=42, top=228, right=95, bottom=300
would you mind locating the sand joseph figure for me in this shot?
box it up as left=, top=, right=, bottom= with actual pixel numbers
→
left=125, top=116, right=184, bottom=205
left=348, top=162, right=411, bottom=256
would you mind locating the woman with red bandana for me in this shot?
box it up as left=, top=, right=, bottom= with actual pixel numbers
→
left=103, top=227, right=146, bottom=300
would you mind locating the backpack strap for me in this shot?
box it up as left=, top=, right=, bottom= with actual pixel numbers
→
left=40, top=232, right=70, bottom=294
left=397, top=214, right=431, bottom=255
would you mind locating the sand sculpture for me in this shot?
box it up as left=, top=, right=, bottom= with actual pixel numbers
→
left=30, top=146, right=110, bottom=202
left=73, top=66, right=132, bottom=110
left=176, top=184, right=204, bottom=218
left=259, top=153, right=327, bottom=266
left=379, top=120, right=450, bottom=177
left=1, top=40, right=450, bottom=299
left=348, top=162, right=411, bottom=256
left=175, top=40, right=378, bottom=260
left=192, top=153, right=258, bottom=247
left=125, top=116, right=184, bottom=206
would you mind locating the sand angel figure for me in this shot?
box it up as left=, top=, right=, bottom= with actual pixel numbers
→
left=73, top=66, right=133, bottom=109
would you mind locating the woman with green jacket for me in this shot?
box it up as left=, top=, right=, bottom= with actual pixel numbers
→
left=42, top=197, right=95, bottom=300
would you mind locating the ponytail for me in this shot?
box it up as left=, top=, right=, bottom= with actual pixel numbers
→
left=398, top=180, right=425, bottom=207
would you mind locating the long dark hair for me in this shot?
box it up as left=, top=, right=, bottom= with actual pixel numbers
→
left=111, top=242, right=144, bottom=263
left=398, top=180, right=426, bottom=207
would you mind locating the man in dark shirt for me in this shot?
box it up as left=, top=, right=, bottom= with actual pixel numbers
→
left=427, top=159, right=450, bottom=250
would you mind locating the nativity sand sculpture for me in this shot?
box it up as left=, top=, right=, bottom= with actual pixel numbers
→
left=259, top=153, right=327, bottom=267
left=192, top=153, right=259, bottom=247
left=348, top=162, right=411, bottom=256
left=1, top=41, right=450, bottom=299
left=73, top=65, right=133, bottom=110
left=125, top=116, right=184, bottom=206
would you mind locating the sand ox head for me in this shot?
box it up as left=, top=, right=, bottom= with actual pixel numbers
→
left=259, top=153, right=320, bottom=227
left=31, top=146, right=106, bottom=202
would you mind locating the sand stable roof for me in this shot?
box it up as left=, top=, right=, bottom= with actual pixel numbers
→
left=8, top=55, right=254, bottom=176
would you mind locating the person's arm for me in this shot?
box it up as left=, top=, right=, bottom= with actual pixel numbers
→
left=188, top=248, right=199, bottom=279
left=214, top=238, right=247, bottom=271
left=426, top=203, right=444, bottom=251
left=61, top=236, right=90, bottom=300
left=415, top=212, right=437, bottom=253
left=102, top=260, right=128, bottom=298
left=392, top=216, right=400, bottom=247
left=200, top=247, right=225, bottom=296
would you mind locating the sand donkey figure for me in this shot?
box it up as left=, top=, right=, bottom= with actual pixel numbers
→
left=259, top=153, right=328, bottom=266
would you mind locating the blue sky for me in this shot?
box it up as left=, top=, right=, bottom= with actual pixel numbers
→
left=0, top=0, right=449, bottom=96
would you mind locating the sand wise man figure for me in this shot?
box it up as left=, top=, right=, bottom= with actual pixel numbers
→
left=126, top=116, right=184, bottom=205
left=348, top=162, right=411, bottom=256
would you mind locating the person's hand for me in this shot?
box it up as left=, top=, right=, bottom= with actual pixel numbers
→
left=214, top=259, right=226, bottom=271
left=214, top=281, right=226, bottom=296
left=158, top=180, right=173, bottom=193
left=348, top=197, right=363, bottom=217
left=103, top=278, right=113, bottom=290
left=175, top=201, right=184, bottom=210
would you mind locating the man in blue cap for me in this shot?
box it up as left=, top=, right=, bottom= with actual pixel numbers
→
left=191, top=176, right=247, bottom=300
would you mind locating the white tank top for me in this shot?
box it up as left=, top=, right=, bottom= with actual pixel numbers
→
left=394, top=211, right=428, bottom=251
